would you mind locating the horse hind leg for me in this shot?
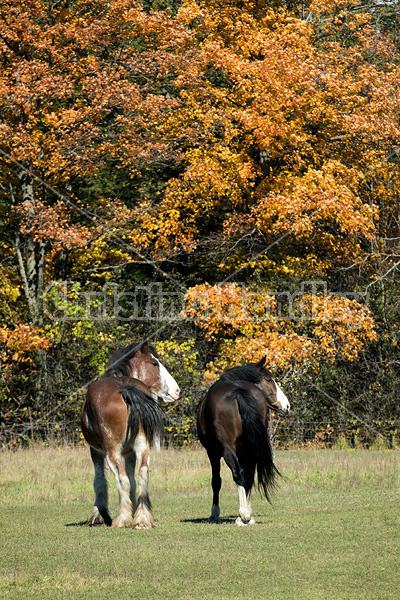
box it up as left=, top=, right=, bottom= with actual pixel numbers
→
left=207, top=452, right=222, bottom=523
left=235, top=485, right=255, bottom=527
left=86, top=447, right=112, bottom=527
left=242, top=464, right=256, bottom=526
left=242, top=486, right=255, bottom=527
left=223, top=447, right=253, bottom=526
left=125, top=451, right=137, bottom=511
left=132, top=432, right=155, bottom=529
left=106, top=448, right=135, bottom=528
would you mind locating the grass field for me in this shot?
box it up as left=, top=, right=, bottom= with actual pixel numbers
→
left=0, top=445, right=399, bottom=600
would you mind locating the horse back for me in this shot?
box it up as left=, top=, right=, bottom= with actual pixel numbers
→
left=197, top=381, right=268, bottom=450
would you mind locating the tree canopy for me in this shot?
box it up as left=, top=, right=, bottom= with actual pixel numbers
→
left=1, top=0, right=399, bottom=447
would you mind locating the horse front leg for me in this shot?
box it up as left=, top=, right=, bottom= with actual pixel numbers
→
left=207, top=451, right=222, bottom=523
left=86, top=447, right=112, bottom=527
left=132, top=432, right=155, bottom=529
left=223, top=447, right=253, bottom=526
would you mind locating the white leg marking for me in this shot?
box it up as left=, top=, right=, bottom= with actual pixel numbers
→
left=236, top=485, right=253, bottom=526
left=106, top=450, right=134, bottom=528
left=132, top=433, right=155, bottom=529
left=153, top=431, right=161, bottom=451
left=87, top=506, right=104, bottom=525
left=246, top=490, right=255, bottom=526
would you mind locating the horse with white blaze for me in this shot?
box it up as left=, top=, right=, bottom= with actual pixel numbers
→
left=81, top=341, right=180, bottom=529
left=197, top=356, right=290, bottom=526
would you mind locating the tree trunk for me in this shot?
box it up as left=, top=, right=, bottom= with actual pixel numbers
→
left=15, top=168, right=47, bottom=408
left=15, top=168, right=45, bottom=326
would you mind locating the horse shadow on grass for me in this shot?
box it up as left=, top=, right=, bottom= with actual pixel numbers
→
left=182, top=514, right=270, bottom=525
left=65, top=519, right=232, bottom=527
left=181, top=515, right=239, bottom=525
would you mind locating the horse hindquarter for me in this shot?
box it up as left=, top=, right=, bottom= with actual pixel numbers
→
left=82, top=379, right=162, bottom=529
left=198, top=382, right=278, bottom=526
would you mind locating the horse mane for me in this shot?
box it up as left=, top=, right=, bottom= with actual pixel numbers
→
left=105, top=341, right=159, bottom=377
left=219, top=364, right=269, bottom=384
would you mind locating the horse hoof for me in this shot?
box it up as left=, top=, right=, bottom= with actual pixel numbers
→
left=85, top=506, right=111, bottom=527
left=132, top=516, right=156, bottom=529
left=132, top=507, right=155, bottom=529
left=111, top=516, right=135, bottom=528
left=133, top=522, right=155, bottom=530
left=235, top=516, right=255, bottom=527
left=207, top=516, right=222, bottom=524
left=86, top=509, right=111, bottom=527
left=86, top=518, right=104, bottom=527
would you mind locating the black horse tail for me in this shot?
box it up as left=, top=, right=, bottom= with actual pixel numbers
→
left=232, top=388, right=280, bottom=501
left=120, top=386, right=163, bottom=447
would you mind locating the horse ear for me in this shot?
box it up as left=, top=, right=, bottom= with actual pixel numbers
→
left=140, top=341, right=149, bottom=354
left=255, top=356, right=266, bottom=369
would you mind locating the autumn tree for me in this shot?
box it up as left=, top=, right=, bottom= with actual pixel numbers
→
left=126, top=0, right=399, bottom=438
left=0, top=0, right=191, bottom=324
left=1, top=0, right=399, bottom=445
left=135, top=0, right=398, bottom=273
left=0, top=0, right=193, bottom=436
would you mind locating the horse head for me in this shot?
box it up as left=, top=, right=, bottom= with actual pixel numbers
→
left=254, top=356, right=290, bottom=416
left=128, top=341, right=180, bottom=403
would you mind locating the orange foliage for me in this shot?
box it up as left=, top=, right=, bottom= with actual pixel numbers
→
left=2, top=0, right=397, bottom=269
left=14, top=199, right=92, bottom=248
left=0, top=324, right=50, bottom=375
left=183, top=283, right=377, bottom=380
left=0, top=0, right=192, bottom=259
left=134, top=0, right=399, bottom=275
left=0, top=0, right=396, bottom=377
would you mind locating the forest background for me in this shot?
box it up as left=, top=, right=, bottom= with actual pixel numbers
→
left=0, top=0, right=399, bottom=449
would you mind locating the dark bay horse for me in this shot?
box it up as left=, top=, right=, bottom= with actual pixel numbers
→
left=197, top=356, right=290, bottom=526
left=81, top=341, right=180, bottom=529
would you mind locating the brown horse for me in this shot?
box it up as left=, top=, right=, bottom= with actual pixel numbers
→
left=197, top=356, right=290, bottom=526
left=81, top=341, right=180, bottom=529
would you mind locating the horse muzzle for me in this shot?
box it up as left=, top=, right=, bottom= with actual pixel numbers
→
left=271, top=401, right=290, bottom=417
left=160, top=387, right=180, bottom=402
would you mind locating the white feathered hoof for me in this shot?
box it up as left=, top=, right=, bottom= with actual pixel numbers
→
left=132, top=505, right=155, bottom=529
left=235, top=516, right=256, bottom=527
left=86, top=506, right=111, bottom=527
left=111, top=514, right=135, bottom=528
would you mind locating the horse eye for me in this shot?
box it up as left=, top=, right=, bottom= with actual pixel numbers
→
left=152, top=361, right=158, bottom=367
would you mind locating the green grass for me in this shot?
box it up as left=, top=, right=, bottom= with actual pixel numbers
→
left=0, top=446, right=399, bottom=599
